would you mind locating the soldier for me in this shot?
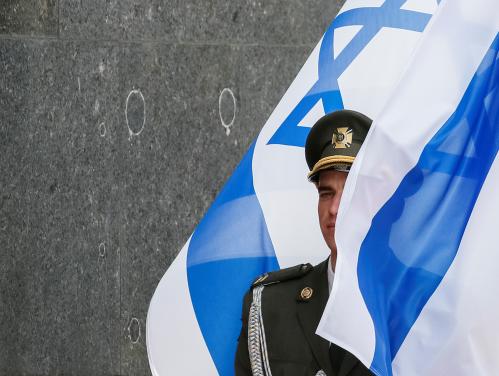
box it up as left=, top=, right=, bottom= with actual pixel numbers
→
left=235, top=110, right=374, bottom=376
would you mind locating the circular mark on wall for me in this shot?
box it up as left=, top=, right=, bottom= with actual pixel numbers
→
left=99, top=122, right=106, bottom=137
left=98, top=242, right=106, bottom=257
left=125, top=89, right=146, bottom=137
left=218, top=88, right=237, bottom=136
left=127, top=317, right=141, bottom=344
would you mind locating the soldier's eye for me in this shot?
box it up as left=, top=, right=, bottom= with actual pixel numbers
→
left=319, top=191, right=333, bottom=199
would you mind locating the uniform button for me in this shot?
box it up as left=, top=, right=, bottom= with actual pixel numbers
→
left=300, top=287, right=313, bottom=300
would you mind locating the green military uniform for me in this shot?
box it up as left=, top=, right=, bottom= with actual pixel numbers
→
left=235, top=110, right=374, bottom=376
left=235, top=260, right=372, bottom=376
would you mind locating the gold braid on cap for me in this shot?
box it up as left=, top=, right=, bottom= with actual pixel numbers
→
left=307, top=155, right=355, bottom=179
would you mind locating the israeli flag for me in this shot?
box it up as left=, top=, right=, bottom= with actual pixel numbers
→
left=145, top=1, right=466, bottom=375
left=317, top=0, right=499, bottom=375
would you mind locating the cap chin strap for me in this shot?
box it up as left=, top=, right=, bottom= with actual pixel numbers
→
left=307, top=155, right=354, bottom=180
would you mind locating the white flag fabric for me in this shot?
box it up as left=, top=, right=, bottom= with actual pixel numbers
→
left=147, top=1, right=445, bottom=375
left=317, top=0, right=499, bottom=375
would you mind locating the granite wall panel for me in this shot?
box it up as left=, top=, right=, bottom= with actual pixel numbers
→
left=0, top=1, right=345, bottom=374
left=0, top=0, right=58, bottom=36
left=0, top=39, right=123, bottom=375
left=59, top=0, right=342, bottom=45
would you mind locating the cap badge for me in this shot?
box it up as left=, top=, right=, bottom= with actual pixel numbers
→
left=332, top=127, right=353, bottom=149
left=300, top=287, right=313, bottom=300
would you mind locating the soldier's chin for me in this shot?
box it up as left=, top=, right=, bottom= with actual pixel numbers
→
left=324, top=238, right=336, bottom=254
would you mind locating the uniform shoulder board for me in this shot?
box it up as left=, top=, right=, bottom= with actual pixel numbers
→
left=252, top=263, right=313, bottom=287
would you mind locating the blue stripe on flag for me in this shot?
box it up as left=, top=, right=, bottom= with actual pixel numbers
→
left=187, top=141, right=279, bottom=376
left=268, top=0, right=432, bottom=148
left=358, top=34, right=499, bottom=376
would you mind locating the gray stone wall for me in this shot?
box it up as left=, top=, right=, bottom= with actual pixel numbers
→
left=0, top=1, right=344, bottom=375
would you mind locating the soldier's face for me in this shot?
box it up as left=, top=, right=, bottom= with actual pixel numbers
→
left=316, top=170, right=348, bottom=262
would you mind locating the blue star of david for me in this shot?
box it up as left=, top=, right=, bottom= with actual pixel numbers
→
left=267, top=0, right=441, bottom=147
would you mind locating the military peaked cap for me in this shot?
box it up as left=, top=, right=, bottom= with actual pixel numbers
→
left=305, top=109, right=372, bottom=181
